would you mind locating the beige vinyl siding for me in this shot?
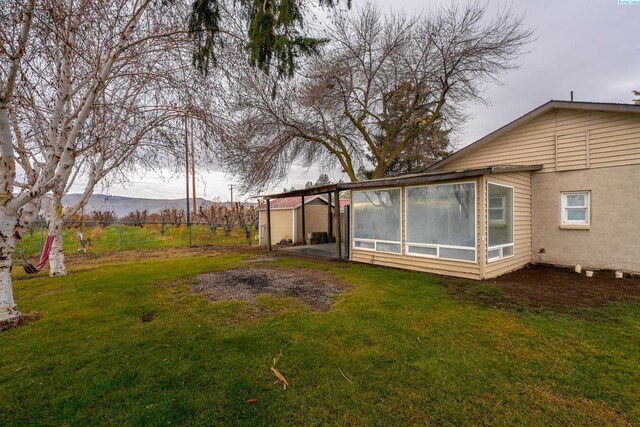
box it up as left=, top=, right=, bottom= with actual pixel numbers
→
left=349, top=180, right=483, bottom=280
left=296, top=205, right=330, bottom=244
left=258, top=209, right=293, bottom=245
left=441, top=110, right=640, bottom=172
left=556, top=133, right=587, bottom=171
left=483, top=172, right=533, bottom=279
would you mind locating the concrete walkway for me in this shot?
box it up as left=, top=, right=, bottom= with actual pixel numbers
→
left=279, top=243, right=337, bottom=259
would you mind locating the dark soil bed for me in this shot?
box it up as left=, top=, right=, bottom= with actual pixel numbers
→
left=445, top=264, right=640, bottom=311
left=193, top=267, right=349, bottom=311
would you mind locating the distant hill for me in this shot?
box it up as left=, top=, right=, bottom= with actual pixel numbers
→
left=62, top=194, right=255, bottom=218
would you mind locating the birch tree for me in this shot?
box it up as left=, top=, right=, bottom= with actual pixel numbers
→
left=0, top=0, right=193, bottom=325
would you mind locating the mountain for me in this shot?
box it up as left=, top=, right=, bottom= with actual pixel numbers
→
left=62, top=194, right=255, bottom=218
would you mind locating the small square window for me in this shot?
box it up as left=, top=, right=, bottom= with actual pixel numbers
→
left=561, top=191, right=590, bottom=225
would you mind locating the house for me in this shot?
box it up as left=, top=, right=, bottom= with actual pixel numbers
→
left=257, top=195, right=348, bottom=246
left=260, top=100, right=640, bottom=279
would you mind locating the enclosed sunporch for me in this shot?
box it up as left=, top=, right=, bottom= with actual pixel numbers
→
left=345, top=165, right=541, bottom=280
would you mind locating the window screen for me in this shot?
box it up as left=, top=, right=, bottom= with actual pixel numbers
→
left=406, top=183, right=476, bottom=261
left=487, top=183, right=514, bottom=262
left=352, top=189, right=401, bottom=253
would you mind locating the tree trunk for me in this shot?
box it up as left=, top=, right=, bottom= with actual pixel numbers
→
left=47, top=197, right=67, bottom=277
left=0, top=211, right=20, bottom=327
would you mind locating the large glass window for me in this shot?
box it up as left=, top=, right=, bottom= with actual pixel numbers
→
left=352, top=189, right=402, bottom=254
left=487, top=183, right=514, bottom=262
left=405, top=183, right=476, bottom=262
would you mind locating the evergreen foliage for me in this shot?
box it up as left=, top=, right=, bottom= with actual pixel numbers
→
left=188, top=0, right=349, bottom=77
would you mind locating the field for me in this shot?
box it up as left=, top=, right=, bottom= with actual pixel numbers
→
left=16, top=224, right=257, bottom=257
left=2, top=249, right=640, bottom=425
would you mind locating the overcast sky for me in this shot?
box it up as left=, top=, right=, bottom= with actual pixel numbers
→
left=72, top=0, right=640, bottom=201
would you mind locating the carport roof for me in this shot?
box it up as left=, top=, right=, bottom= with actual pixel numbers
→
left=258, top=165, right=543, bottom=199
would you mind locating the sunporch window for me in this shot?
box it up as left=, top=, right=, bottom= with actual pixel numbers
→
left=352, top=189, right=402, bottom=254
left=487, top=183, right=514, bottom=262
left=405, top=182, right=476, bottom=262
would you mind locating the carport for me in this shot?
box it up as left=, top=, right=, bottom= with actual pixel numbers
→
left=260, top=184, right=349, bottom=260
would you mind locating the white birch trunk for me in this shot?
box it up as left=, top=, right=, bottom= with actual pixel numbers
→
left=47, top=194, right=67, bottom=277
left=0, top=211, right=20, bottom=326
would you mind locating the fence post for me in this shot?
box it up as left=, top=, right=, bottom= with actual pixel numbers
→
left=118, top=223, right=122, bottom=252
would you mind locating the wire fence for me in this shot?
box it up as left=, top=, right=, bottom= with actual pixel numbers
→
left=16, top=220, right=259, bottom=257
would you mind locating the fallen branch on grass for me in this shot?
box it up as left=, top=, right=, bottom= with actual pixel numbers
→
left=339, top=368, right=354, bottom=383
left=271, top=346, right=289, bottom=389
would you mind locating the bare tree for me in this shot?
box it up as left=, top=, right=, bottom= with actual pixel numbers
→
left=634, top=90, right=640, bottom=105
left=219, top=4, right=533, bottom=192
left=122, top=210, right=148, bottom=228
left=199, top=203, right=235, bottom=235
left=233, top=203, right=258, bottom=244
left=91, top=211, right=117, bottom=228
left=165, top=208, right=185, bottom=228
left=148, top=210, right=170, bottom=235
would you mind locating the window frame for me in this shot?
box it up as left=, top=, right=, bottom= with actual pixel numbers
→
left=404, top=181, right=478, bottom=264
left=561, top=191, right=590, bottom=226
left=487, top=182, right=515, bottom=263
left=351, top=187, right=403, bottom=255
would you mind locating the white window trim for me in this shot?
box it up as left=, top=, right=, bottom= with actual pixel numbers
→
left=487, top=182, right=515, bottom=263
left=351, top=187, right=403, bottom=254
left=561, top=191, right=590, bottom=226
left=404, top=181, right=478, bottom=264
left=406, top=242, right=477, bottom=263
left=487, top=243, right=515, bottom=262
left=353, top=238, right=402, bottom=254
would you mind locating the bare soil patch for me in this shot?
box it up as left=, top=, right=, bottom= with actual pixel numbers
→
left=0, top=311, right=43, bottom=332
left=193, top=267, right=349, bottom=311
left=444, top=264, right=640, bottom=311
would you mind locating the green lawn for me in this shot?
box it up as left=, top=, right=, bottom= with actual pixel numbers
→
left=1, top=251, right=639, bottom=425
left=17, top=224, right=257, bottom=257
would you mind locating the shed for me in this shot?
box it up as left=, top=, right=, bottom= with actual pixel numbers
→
left=258, top=195, right=346, bottom=246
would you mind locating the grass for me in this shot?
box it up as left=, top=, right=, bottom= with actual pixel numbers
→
left=2, top=250, right=640, bottom=425
left=16, top=224, right=257, bottom=257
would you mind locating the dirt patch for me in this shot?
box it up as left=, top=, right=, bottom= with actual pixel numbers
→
left=141, top=313, right=155, bottom=323
left=1, top=311, right=43, bottom=332
left=193, top=267, right=349, bottom=311
left=444, top=264, right=640, bottom=312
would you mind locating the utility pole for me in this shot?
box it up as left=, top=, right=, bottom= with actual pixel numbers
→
left=191, top=118, right=197, bottom=216
left=184, top=116, right=192, bottom=247
left=229, top=184, right=233, bottom=205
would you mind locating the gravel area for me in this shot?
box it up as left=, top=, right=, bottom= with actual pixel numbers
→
left=193, top=267, right=349, bottom=311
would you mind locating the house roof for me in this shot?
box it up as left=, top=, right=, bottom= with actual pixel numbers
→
left=258, top=194, right=349, bottom=211
left=428, top=100, right=640, bottom=171
left=257, top=194, right=327, bottom=211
